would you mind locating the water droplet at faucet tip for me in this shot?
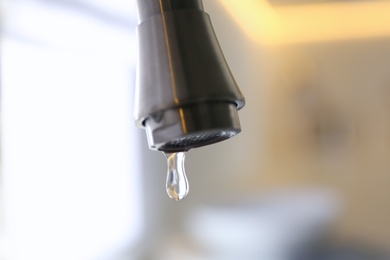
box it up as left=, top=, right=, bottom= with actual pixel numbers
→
left=164, top=151, right=189, bottom=201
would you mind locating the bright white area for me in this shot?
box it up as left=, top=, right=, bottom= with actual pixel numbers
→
left=1, top=1, right=141, bottom=259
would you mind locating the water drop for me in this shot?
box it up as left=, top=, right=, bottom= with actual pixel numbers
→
left=164, top=152, right=189, bottom=201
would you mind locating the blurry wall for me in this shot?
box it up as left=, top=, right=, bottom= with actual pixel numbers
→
left=256, top=40, right=390, bottom=250
left=137, top=0, right=390, bottom=256
left=1, top=0, right=142, bottom=259
left=185, top=0, right=390, bottom=252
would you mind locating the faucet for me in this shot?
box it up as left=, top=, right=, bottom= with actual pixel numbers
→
left=134, top=0, right=245, bottom=153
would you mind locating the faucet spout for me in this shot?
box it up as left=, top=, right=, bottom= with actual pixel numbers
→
left=134, top=0, right=245, bottom=152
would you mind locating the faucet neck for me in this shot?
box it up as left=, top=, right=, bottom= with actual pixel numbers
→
left=135, top=0, right=204, bottom=23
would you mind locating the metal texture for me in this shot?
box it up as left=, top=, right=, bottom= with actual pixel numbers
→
left=135, top=0, right=204, bottom=23
left=134, top=0, right=245, bottom=152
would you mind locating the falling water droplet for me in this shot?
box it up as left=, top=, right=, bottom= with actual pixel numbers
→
left=164, top=152, right=189, bottom=201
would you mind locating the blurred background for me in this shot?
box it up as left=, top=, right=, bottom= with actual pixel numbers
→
left=1, top=0, right=390, bottom=259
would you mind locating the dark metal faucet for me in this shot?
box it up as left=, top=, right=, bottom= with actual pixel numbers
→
left=134, top=0, right=245, bottom=152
